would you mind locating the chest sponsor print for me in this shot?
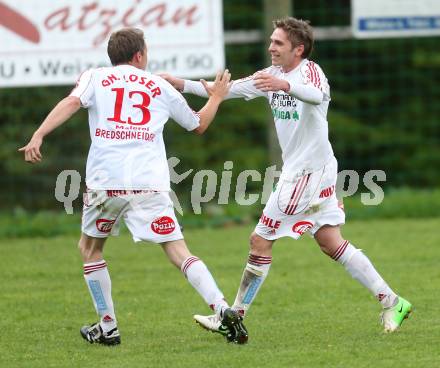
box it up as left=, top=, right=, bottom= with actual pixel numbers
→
left=270, top=92, right=299, bottom=121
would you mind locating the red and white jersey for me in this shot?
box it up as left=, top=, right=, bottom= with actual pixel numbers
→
left=70, top=65, right=200, bottom=190
left=184, top=59, right=334, bottom=179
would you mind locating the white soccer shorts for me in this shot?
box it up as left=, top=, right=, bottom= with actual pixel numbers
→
left=81, top=190, right=183, bottom=243
left=255, top=157, right=345, bottom=240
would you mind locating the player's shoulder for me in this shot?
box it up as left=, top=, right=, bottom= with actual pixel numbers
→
left=73, top=67, right=99, bottom=90
left=300, top=59, right=327, bottom=79
left=150, top=74, right=185, bottom=99
left=148, top=75, right=172, bottom=95
left=80, top=66, right=118, bottom=83
left=83, top=66, right=112, bottom=77
left=76, top=67, right=96, bottom=80
left=124, top=69, right=172, bottom=100
left=300, top=59, right=330, bottom=95
left=149, top=72, right=170, bottom=87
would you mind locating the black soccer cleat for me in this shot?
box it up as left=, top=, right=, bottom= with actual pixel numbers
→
left=80, top=322, right=121, bottom=346
left=221, top=308, right=248, bottom=344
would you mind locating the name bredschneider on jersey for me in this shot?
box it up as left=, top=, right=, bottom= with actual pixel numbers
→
left=53, top=157, right=387, bottom=215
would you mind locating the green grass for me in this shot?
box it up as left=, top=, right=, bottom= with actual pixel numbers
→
left=1, top=218, right=439, bottom=367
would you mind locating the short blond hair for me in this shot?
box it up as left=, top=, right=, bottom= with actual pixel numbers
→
left=273, top=17, right=314, bottom=58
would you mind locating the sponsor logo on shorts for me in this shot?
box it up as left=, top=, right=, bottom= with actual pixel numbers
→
left=292, top=221, right=313, bottom=235
left=96, top=219, right=115, bottom=233
left=151, top=216, right=176, bottom=235
left=319, top=185, right=335, bottom=198
left=259, top=213, right=281, bottom=229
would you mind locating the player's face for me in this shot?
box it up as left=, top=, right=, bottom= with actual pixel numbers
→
left=268, top=28, right=303, bottom=72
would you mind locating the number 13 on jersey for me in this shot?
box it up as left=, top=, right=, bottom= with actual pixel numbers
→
left=107, top=88, right=151, bottom=126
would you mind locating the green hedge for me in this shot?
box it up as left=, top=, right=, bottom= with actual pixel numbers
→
left=2, top=188, right=439, bottom=239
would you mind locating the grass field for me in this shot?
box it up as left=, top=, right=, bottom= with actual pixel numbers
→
left=1, top=218, right=439, bottom=367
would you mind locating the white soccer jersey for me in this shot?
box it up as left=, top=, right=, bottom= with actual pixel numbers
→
left=184, top=59, right=334, bottom=179
left=70, top=65, right=200, bottom=190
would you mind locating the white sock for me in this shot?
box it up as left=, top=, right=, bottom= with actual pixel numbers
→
left=83, top=260, right=117, bottom=332
left=232, top=254, right=272, bottom=317
left=181, top=256, right=228, bottom=317
left=333, top=241, right=397, bottom=308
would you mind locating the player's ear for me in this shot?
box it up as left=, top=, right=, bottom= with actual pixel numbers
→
left=129, top=52, right=137, bottom=64
left=295, top=44, right=305, bottom=58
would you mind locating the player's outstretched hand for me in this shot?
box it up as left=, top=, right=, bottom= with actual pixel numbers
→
left=18, top=134, right=43, bottom=163
left=201, top=69, right=231, bottom=101
left=158, top=73, right=185, bottom=92
left=253, top=72, right=290, bottom=93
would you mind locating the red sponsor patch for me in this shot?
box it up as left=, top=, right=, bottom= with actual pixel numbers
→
left=151, top=216, right=176, bottom=235
left=292, top=221, right=313, bottom=235
left=96, top=219, right=115, bottom=233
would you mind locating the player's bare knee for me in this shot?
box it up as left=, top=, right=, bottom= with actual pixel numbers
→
left=249, top=232, right=272, bottom=255
left=78, top=240, right=93, bottom=261
left=78, top=237, right=88, bottom=256
left=317, top=241, right=335, bottom=257
left=78, top=234, right=104, bottom=262
left=314, top=225, right=345, bottom=257
left=316, top=236, right=347, bottom=257
left=161, top=239, right=191, bottom=269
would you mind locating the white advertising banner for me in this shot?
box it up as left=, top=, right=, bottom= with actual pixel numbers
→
left=352, top=0, right=440, bottom=39
left=0, top=0, right=224, bottom=87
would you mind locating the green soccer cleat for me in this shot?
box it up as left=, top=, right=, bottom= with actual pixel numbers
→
left=194, top=309, right=249, bottom=344
left=380, top=297, right=412, bottom=332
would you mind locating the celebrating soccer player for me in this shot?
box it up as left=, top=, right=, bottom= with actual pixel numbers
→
left=162, top=17, right=412, bottom=342
left=19, top=28, right=248, bottom=345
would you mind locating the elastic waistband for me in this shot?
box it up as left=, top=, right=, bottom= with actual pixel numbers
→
left=106, top=189, right=157, bottom=197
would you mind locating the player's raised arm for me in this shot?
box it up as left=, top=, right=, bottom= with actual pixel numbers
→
left=161, top=71, right=266, bottom=101
left=18, top=96, right=81, bottom=163
left=194, top=69, right=231, bottom=134
left=166, top=70, right=231, bottom=135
